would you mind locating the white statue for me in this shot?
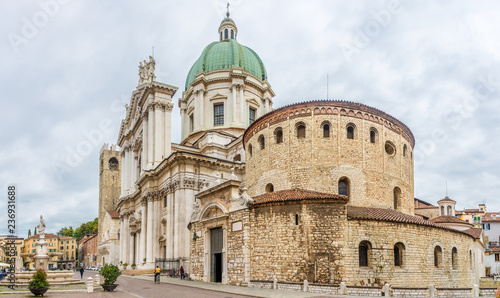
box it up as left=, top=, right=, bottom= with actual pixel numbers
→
left=138, top=55, right=156, bottom=84
left=37, top=215, right=46, bottom=238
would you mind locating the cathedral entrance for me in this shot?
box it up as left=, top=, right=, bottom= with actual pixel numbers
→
left=210, top=227, right=223, bottom=283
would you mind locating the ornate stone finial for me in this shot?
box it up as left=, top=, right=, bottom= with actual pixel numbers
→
left=214, top=171, right=221, bottom=184
left=226, top=2, right=230, bottom=18
left=138, top=55, right=156, bottom=85
left=229, top=167, right=239, bottom=181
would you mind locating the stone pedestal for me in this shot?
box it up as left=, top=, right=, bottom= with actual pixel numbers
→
left=35, top=239, right=49, bottom=271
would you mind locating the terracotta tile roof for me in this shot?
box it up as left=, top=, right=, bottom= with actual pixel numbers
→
left=107, top=210, right=120, bottom=219
left=252, top=189, right=348, bottom=205
left=430, top=216, right=472, bottom=225
left=482, top=212, right=500, bottom=222
left=463, top=228, right=483, bottom=239
left=347, top=206, right=475, bottom=238
left=463, top=209, right=480, bottom=213
left=437, top=196, right=456, bottom=203
left=488, top=247, right=500, bottom=253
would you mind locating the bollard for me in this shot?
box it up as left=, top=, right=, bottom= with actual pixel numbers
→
left=383, top=284, right=390, bottom=297
left=340, top=282, right=346, bottom=295
left=429, top=284, right=435, bottom=297
left=473, top=284, right=479, bottom=297
left=303, top=279, right=308, bottom=292
left=273, top=276, right=277, bottom=290
left=87, top=277, right=94, bottom=293
left=94, top=274, right=100, bottom=286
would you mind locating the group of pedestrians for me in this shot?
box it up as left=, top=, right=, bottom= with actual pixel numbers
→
left=154, top=265, right=186, bottom=283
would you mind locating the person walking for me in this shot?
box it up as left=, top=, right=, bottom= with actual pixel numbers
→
left=79, top=266, right=84, bottom=279
left=154, top=266, right=161, bottom=284
left=180, top=266, right=185, bottom=280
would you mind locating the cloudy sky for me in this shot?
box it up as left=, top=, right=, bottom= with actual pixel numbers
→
left=1, top=0, right=499, bottom=236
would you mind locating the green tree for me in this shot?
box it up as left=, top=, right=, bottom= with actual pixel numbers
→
left=57, top=218, right=98, bottom=241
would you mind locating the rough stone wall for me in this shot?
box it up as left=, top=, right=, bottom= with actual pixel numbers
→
left=98, top=147, right=121, bottom=264
left=245, top=102, right=414, bottom=215
left=344, top=219, right=476, bottom=288
left=249, top=201, right=347, bottom=284
left=226, top=209, right=250, bottom=285
left=415, top=207, right=440, bottom=220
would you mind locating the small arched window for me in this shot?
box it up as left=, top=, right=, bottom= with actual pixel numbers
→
left=265, top=183, right=274, bottom=193
left=322, top=121, right=330, bottom=138
left=258, top=135, right=265, bottom=150
left=347, top=123, right=355, bottom=139
left=469, top=250, right=473, bottom=270
left=359, top=241, right=371, bottom=267
left=109, top=157, right=118, bottom=170
left=220, top=31, right=223, bottom=41
left=370, top=128, right=378, bottom=143
left=447, top=205, right=452, bottom=216
left=224, top=28, right=228, bottom=40
left=296, top=122, right=306, bottom=139
left=452, top=247, right=458, bottom=270
left=394, top=242, right=405, bottom=267
left=434, top=246, right=442, bottom=268
left=248, top=144, right=253, bottom=158
left=274, top=128, right=283, bottom=144
left=338, top=177, right=350, bottom=197
left=295, top=214, right=299, bottom=225
left=393, top=187, right=401, bottom=210
left=231, top=30, right=234, bottom=39
left=403, top=144, right=407, bottom=157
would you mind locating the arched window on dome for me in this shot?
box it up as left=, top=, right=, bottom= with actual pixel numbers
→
left=403, top=144, right=407, bottom=157
left=258, top=135, right=265, bottom=150
left=338, top=177, right=350, bottom=198
left=447, top=205, right=452, bottom=216
left=321, top=121, right=331, bottom=138
left=224, top=28, right=228, bottom=40
left=346, top=123, right=356, bottom=139
left=274, top=127, right=283, bottom=144
left=231, top=30, right=234, bottom=39
left=220, top=31, right=223, bottom=42
left=265, top=183, right=274, bottom=193
left=393, top=187, right=401, bottom=210
left=248, top=144, right=252, bottom=158
left=370, top=127, right=378, bottom=143
left=296, top=122, right=306, bottom=139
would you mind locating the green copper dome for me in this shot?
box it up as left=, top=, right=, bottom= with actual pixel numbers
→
left=185, top=39, right=268, bottom=90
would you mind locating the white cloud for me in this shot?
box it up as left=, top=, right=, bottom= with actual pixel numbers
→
left=1, top=0, right=499, bottom=235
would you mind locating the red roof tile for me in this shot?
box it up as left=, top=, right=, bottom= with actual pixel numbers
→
left=430, top=216, right=472, bottom=225
left=27, top=233, right=58, bottom=239
left=347, top=206, right=475, bottom=238
left=482, top=212, right=500, bottom=222
left=107, top=210, right=120, bottom=219
left=252, top=189, right=348, bottom=205
left=437, top=196, right=456, bottom=203
left=463, top=228, right=482, bottom=239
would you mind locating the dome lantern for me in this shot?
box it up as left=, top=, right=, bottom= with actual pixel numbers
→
left=219, top=3, right=237, bottom=41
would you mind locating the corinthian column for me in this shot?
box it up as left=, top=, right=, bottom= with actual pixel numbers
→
left=154, top=104, right=163, bottom=164
left=146, top=196, right=154, bottom=267
left=164, top=103, right=173, bottom=159
left=142, top=114, right=148, bottom=172
left=147, top=105, right=154, bottom=169
left=239, top=85, right=245, bottom=125
left=231, top=85, right=236, bottom=125
left=139, top=202, right=147, bottom=265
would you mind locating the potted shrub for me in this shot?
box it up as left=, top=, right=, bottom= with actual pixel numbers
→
left=99, top=263, right=121, bottom=292
left=28, top=269, right=50, bottom=296
left=131, top=263, right=136, bottom=269
left=122, top=263, right=128, bottom=270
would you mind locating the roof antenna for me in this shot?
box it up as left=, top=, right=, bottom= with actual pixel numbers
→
left=326, top=74, right=329, bottom=100
left=226, top=2, right=230, bottom=18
